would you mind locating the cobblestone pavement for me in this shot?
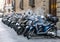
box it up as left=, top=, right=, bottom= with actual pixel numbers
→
left=0, top=18, right=60, bottom=42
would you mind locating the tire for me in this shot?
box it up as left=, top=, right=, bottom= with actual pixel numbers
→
left=48, top=27, right=57, bottom=37
left=17, top=28, right=24, bottom=35
left=23, top=28, right=30, bottom=37
left=27, top=29, right=35, bottom=39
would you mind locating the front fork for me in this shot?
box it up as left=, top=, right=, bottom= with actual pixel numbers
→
left=23, top=26, right=34, bottom=36
left=47, top=26, right=57, bottom=37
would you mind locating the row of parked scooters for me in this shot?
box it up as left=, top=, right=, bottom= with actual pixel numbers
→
left=2, top=12, right=59, bottom=39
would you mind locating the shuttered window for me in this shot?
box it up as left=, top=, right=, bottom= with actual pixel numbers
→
left=12, top=0, right=15, bottom=11
left=29, top=0, right=35, bottom=8
left=19, top=0, right=24, bottom=10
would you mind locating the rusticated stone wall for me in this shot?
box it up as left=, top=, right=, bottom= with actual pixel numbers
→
left=15, top=0, right=49, bottom=14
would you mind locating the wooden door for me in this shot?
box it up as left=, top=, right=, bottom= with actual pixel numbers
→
left=49, top=0, right=57, bottom=16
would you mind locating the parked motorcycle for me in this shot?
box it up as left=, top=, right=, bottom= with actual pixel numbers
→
left=13, top=15, right=28, bottom=35
left=13, top=12, right=33, bottom=35
left=26, top=15, right=58, bottom=39
left=2, top=13, right=15, bottom=25
left=9, top=14, right=22, bottom=28
left=2, top=15, right=9, bottom=24
left=2, top=14, right=12, bottom=24
left=2, top=12, right=58, bottom=39
left=23, top=14, right=36, bottom=36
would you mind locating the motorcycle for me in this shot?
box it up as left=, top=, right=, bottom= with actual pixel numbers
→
left=13, top=15, right=28, bottom=35
left=14, top=13, right=33, bottom=35
left=26, top=15, right=58, bottom=39
left=23, top=14, right=36, bottom=37
left=9, top=14, right=22, bottom=28
left=2, top=15, right=9, bottom=24
left=3, top=13, right=15, bottom=25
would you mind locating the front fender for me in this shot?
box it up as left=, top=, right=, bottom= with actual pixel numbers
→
left=28, top=26, right=34, bottom=31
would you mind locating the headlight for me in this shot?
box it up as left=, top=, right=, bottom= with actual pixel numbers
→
left=16, top=23, right=20, bottom=25
left=11, top=21, right=15, bottom=23
left=30, top=27, right=33, bottom=29
left=39, top=25, right=42, bottom=28
left=18, top=26, right=21, bottom=29
left=8, top=20, right=11, bottom=22
left=51, top=23, right=54, bottom=26
left=35, top=18, right=38, bottom=21
left=26, top=26, right=29, bottom=28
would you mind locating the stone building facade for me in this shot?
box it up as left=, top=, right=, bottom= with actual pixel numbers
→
left=4, top=0, right=60, bottom=29
left=14, top=0, right=60, bottom=29
left=4, top=0, right=13, bottom=14
left=56, top=0, right=60, bottom=29
left=15, top=0, right=49, bottom=14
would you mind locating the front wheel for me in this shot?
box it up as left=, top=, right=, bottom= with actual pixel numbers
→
left=47, top=27, right=57, bottom=37
left=27, top=29, right=35, bottom=39
left=17, top=28, right=24, bottom=35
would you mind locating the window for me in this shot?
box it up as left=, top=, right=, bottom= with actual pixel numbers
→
left=19, top=0, right=24, bottom=10
left=12, top=0, right=15, bottom=11
left=29, top=0, right=35, bottom=8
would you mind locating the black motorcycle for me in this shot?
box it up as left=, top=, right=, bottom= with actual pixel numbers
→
left=13, top=17, right=28, bottom=35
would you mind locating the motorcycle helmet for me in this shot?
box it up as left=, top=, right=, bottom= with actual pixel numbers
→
left=50, top=16, right=59, bottom=23
left=25, top=9, right=33, bottom=16
left=46, top=14, right=59, bottom=23
left=40, top=15, right=46, bottom=20
left=46, top=14, right=53, bottom=21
